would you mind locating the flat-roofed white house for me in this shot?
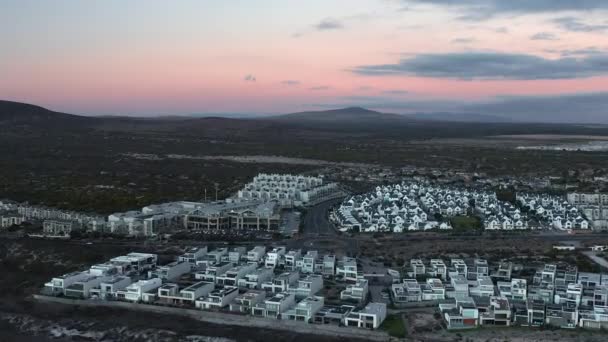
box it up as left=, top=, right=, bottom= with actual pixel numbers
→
left=247, top=246, right=266, bottom=263
left=178, top=246, right=208, bottom=265
left=341, top=279, right=369, bottom=303
left=230, top=290, right=266, bottom=313
left=95, top=276, right=132, bottom=299
left=216, top=263, right=257, bottom=287
left=344, top=302, right=387, bottom=329
left=237, top=267, right=274, bottom=289
left=282, top=296, right=325, bottom=322
left=180, top=281, right=215, bottom=302
left=149, top=261, right=190, bottom=281
left=120, top=278, right=162, bottom=302
left=195, top=287, right=239, bottom=310
left=300, top=251, right=318, bottom=274
left=195, top=261, right=233, bottom=283
left=252, top=292, right=296, bottom=318
left=322, top=255, right=336, bottom=276
left=264, top=247, right=286, bottom=268
left=228, top=247, right=247, bottom=264
left=336, top=257, right=359, bottom=282
left=289, top=274, right=323, bottom=299
left=64, top=275, right=107, bottom=298
left=45, top=271, right=91, bottom=295
left=89, top=263, right=119, bottom=277
left=261, top=271, right=299, bottom=293
left=285, top=249, right=302, bottom=271
left=110, top=253, right=158, bottom=275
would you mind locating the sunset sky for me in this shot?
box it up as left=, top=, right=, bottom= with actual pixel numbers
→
left=1, top=0, right=608, bottom=117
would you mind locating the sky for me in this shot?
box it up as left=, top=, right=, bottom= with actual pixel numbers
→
left=1, top=0, right=608, bottom=120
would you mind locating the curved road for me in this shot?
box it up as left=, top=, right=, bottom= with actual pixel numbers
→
left=300, top=198, right=343, bottom=236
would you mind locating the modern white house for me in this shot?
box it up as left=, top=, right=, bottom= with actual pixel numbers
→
left=45, top=271, right=91, bottom=295
left=344, top=303, right=387, bottom=329
left=261, top=271, right=299, bottom=293
left=149, top=261, right=190, bottom=281
left=264, top=246, right=286, bottom=268
left=95, top=276, right=132, bottom=299
left=289, top=274, right=323, bottom=298
left=336, top=257, right=359, bottom=282
left=341, top=279, right=369, bottom=303
left=230, top=290, right=266, bottom=313
left=237, top=267, right=274, bottom=289
left=247, top=246, right=266, bottom=263
left=216, top=263, right=257, bottom=287
left=178, top=246, right=208, bottom=265
left=120, top=278, right=163, bottom=302
left=282, top=296, right=325, bottom=322
left=195, top=287, right=239, bottom=310
left=252, top=292, right=296, bottom=318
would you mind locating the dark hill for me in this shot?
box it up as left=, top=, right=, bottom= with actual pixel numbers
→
left=0, top=100, right=97, bottom=128
left=267, top=107, right=415, bottom=125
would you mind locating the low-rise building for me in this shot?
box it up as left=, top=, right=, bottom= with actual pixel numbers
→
left=289, top=274, right=323, bottom=298
left=261, top=271, right=299, bottom=293
left=282, top=296, right=325, bottom=322
left=344, top=302, right=387, bottom=329
left=149, top=261, right=190, bottom=281
left=341, top=279, right=369, bottom=303
left=252, top=292, right=296, bottom=318
left=237, top=267, right=274, bottom=289
left=230, top=290, right=266, bottom=313
left=120, top=278, right=162, bottom=302
left=195, top=287, right=239, bottom=310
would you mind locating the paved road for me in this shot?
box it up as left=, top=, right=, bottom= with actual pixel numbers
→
left=300, top=198, right=343, bottom=236
left=583, top=251, right=608, bottom=269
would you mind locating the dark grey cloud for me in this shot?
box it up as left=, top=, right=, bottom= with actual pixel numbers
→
left=404, top=1, right=608, bottom=20
left=352, top=52, right=608, bottom=80
left=546, top=47, right=608, bottom=57
left=466, top=92, right=608, bottom=123
left=243, top=74, right=257, bottom=82
left=552, top=17, right=608, bottom=32
left=309, top=86, right=331, bottom=91
left=281, top=80, right=301, bottom=86
left=530, top=32, right=559, bottom=41
left=451, top=37, right=476, bottom=44
left=314, top=18, right=344, bottom=31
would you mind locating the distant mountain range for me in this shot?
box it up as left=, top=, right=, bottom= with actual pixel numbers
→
left=0, top=100, right=603, bottom=128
